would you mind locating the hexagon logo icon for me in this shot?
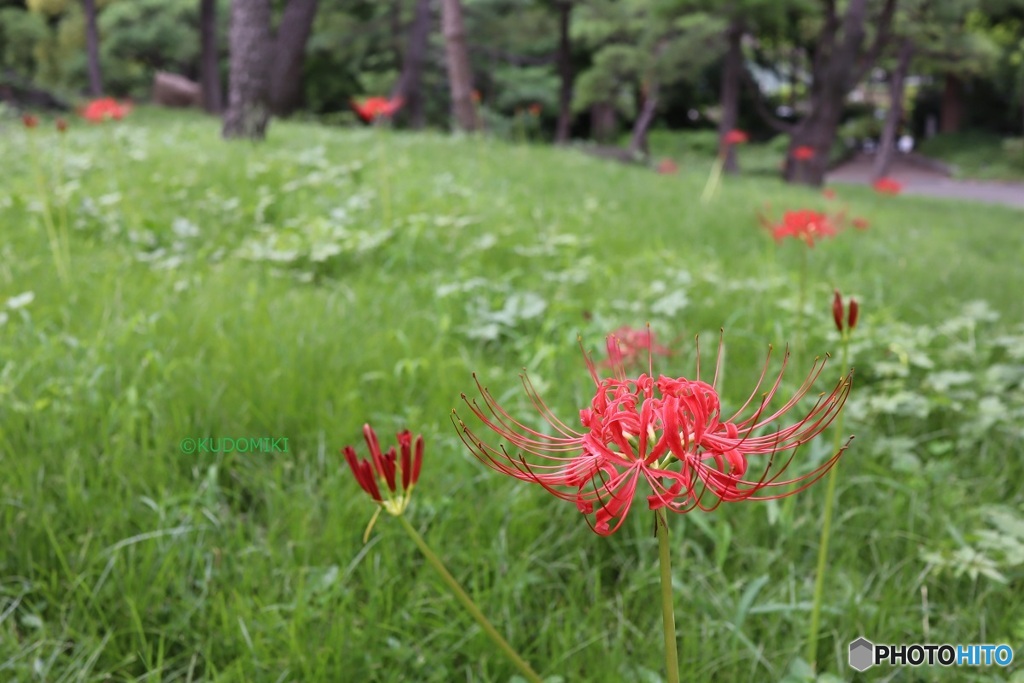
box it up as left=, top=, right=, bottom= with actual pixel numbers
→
left=849, top=637, right=875, bottom=672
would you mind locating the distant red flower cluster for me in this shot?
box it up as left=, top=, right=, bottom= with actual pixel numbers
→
left=792, top=145, right=815, bottom=161
left=759, top=193, right=871, bottom=247
left=82, top=98, right=131, bottom=122
left=724, top=129, right=749, bottom=145
left=351, top=96, right=403, bottom=123
left=22, top=114, right=39, bottom=129
left=657, top=158, right=679, bottom=175
left=872, top=177, right=903, bottom=195
left=603, top=326, right=672, bottom=369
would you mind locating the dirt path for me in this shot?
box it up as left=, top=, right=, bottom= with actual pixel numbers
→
left=827, top=152, right=1024, bottom=210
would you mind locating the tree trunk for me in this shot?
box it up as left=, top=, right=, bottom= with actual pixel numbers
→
left=441, top=0, right=478, bottom=131
left=267, top=0, right=319, bottom=117
left=82, top=0, right=103, bottom=96
left=781, top=0, right=897, bottom=186
left=554, top=0, right=573, bottom=144
left=629, top=84, right=658, bottom=157
left=392, top=0, right=432, bottom=129
left=591, top=101, right=616, bottom=142
left=872, top=37, right=914, bottom=180
left=718, top=19, right=744, bottom=173
left=940, top=72, right=964, bottom=134
left=199, top=0, right=223, bottom=113
left=223, top=0, right=272, bottom=140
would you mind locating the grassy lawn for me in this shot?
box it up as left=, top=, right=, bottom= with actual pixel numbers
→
left=2, top=109, right=1024, bottom=682
left=917, top=131, right=1024, bottom=182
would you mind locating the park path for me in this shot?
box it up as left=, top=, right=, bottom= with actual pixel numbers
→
left=827, top=152, right=1024, bottom=210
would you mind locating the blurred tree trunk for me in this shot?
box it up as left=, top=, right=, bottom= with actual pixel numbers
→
left=777, top=0, right=898, bottom=186
left=940, top=72, right=964, bottom=134
left=441, top=0, right=478, bottom=131
left=591, top=101, right=616, bottom=142
left=628, top=81, right=658, bottom=157
left=392, top=0, right=433, bottom=129
left=82, top=0, right=103, bottom=96
left=267, top=0, right=319, bottom=116
left=873, top=37, right=914, bottom=180
left=199, top=0, right=223, bottom=113
left=718, top=18, right=744, bottom=174
left=555, top=0, right=573, bottom=144
left=223, top=0, right=272, bottom=139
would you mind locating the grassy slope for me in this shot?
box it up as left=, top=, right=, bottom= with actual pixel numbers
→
left=2, top=110, right=1024, bottom=682
left=917, top=131, right=1024, bottom=182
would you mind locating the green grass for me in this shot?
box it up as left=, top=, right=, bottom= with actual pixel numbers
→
left=917, top=131, right=1024, bottom=182
left=2, top=109, right=1024, bottom=682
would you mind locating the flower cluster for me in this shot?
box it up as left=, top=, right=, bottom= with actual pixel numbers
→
left=724, top=129, right=749, bottom=145
left=792, top=145, right=815, bottom=161
left=82, top=97, right=131, bottom=122
left=832, top=290, right=860, bottom=335
left=455, top=339, right=852, bottom=535
left=759, top=200, right=870, bottom=247
left=351, top=96, right=404, bottom=123
left=872, top=177, right=903, bottom=195
left=603, top=325, right=672, bottom=368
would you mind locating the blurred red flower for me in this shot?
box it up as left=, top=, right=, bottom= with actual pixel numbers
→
left=528, top=103, right=542, bottom=116
left=768, top=209, right=838, bottom=247
left=352, top=96, right=403, bottom=123
left=603, top=326, right=672, bottom=369
left=56, top=118, right=68, bottom=133
left=792, top=145, right=815, bottom=161
left=822, top=188, right=837, bottom=200
left=872, top=177, right=902, bottom=195
left=22, top=114, right=39, bottom=129
left=82, top=98, right=131, bottom=122
left=657, top=158, right=679, bottom=175
left=724, top=129, right=749, bottom=145
left=852, top=217, right=870, bottom=230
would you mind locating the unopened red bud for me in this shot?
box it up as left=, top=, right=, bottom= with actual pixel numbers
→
left=22, top=114, right=39, bottom=129
left=832, top=290, right=844, bottom=333
left=56, top=118, right=68, bottom=133
left=848, top=299, right=859, bottom=331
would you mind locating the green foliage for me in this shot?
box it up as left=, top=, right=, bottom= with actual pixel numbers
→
left=0, top=7, right=48, bottom=77
left=2, top=110, right=1024, bottom=680
left=918, top=130, right=1024, bottom=180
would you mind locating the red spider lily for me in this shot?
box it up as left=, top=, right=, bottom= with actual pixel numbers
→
left=454, top=338, right=853, bottom=536
left=351, top=96, right=403, bottom=123
left=81, top=98, right=131, bottom=122
left=822, top=188, right=836, bottom=200
left=22, top=114, right=39, bottom=129
left=724, top=129, right=749, bottom=145
left=604, top=326, right=672, bottom=369
left=768, top=209, right=838, bottom=248
left=56, top=118, right=68, bottom=133
left=792, top=145, right=815, bottom=161
left=344, top=424, right=423, bottom=515
left=471, top=89, right=481, bottom=104
left=872, top=177, right=902, bottom=195
left=528, top=103, right=542, bottom=116
left=657, top=159, right=679, bottom=175
left=851, top=217, right=869, bottom=230
left=832, top=291, right=860, bottom=334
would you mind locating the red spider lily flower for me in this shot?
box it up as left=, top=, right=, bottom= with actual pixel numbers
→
left=351, top=96, right=403, bottom=123
left=344, top=424, right=423, bottom=514
left=454, top=338, right=853, bottom=536
left=22, top=114, right=39, bottom=129
left=822, top=188, right=836, bottom=200
left=471, top=89, right=481, bottom=104
left=792, top=145, right=815, bottom=161
left=528, top=103, right=542, bottom=116
left=657, top=158, right=679, bottom=175
left=81, top=98, right=131, bottom=122
left=832, top=290, right=860, bottom=334
left=872, top=177, right=902, bottom=195
left=56, top=118, right=68, bottom=133
left=768, top=209, right=838, bottom=248
left=851, top=217, right=869, bottom=230
left=604, top=326, right=672, bottom=369
left=724, top=129, right=749, bottom=145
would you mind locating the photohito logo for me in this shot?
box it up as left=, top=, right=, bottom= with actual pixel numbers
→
left=849, top=637, right=1014, bottom=672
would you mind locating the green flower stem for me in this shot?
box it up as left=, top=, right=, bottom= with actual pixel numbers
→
left=700, top=154, right=725, bottom=205
left=795, top=247, right=809, bottom=355
left=657, top=510, right=681, bottom=683
left=26, top=131, right=69, bottom=286
left=396, top=515, right=543, bottom=683
left=805, top=339, right=850, bottom=670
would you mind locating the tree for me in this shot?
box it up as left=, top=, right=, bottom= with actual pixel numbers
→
left=200, top=0, right=222, bottom=113
left=872, top=36, right=914, bottom=178
left=391, top=0, right=432, bottom=129
left=223, top=0, right=272, bottom=139
left=82, top=0, right=103, bottom=95
left=267, top=0, right=318, bottom=116
left=744, top=0, right=898, bottom=186
left=441, top=0, right=479, bottom=131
